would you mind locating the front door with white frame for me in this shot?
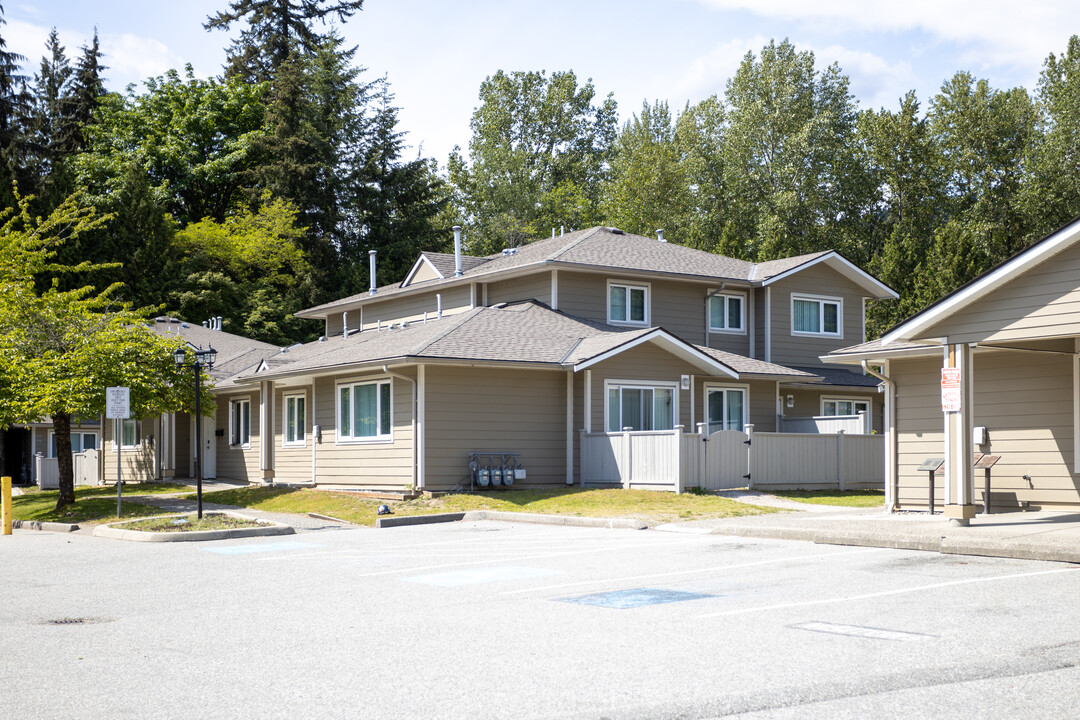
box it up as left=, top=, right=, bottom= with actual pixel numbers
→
left=191, top=415, right=217, bottom=479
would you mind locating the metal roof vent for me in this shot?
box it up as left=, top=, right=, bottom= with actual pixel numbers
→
left=501, top=248, right=518, bottom=256
left=608, top=227, right=624, bottom=235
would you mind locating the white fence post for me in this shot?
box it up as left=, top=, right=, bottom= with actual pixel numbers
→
left=622, top=428, right=632, bottom=490
left=674, top=426, right=684, bottom=494
left=837, top=430, right=846, bottom=492
left=745, top=423, right=755, bottom=489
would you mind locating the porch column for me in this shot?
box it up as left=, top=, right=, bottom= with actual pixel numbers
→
left=260, top=380, right=275, bottom=482
left=882, top=361, right=898, bottom=511
left=417, top=365, right=426, bottom=490
left=944, top=342, right=976, bottom=525
left=566, top=371, right=575, bottom=485
left=584, top=369, right=592, bottom=433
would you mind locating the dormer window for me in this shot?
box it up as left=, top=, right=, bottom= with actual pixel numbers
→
left=792, top=294, right=842, bottom=337
left=608, top=281, right=649, bottom=325
left=708, top=292, right=745, bottom=333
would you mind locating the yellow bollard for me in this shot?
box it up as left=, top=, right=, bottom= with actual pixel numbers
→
left=2, top=476, right=11, bottom=535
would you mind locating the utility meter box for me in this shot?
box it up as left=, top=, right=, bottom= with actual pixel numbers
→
left=973, top=426, right=989, bottom=445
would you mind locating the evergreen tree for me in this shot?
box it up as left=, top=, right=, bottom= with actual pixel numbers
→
left=66, top=30, right=106, bottom=154
left=204, top=0, right=365, bottom=83
left=0, top=3, right=29, bottom=207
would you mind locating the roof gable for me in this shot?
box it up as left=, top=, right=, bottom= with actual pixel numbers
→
left=883, top=216, right=1080, bottom=344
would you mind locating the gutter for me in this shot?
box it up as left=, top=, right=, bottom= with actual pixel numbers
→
left=862, top=360, right=897, bottom=512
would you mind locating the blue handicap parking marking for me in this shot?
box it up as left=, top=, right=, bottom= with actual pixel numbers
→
left=404, top=565, right=560, bottom=587
left=558, top=587, right=713, bottom=609
left=204, top=541, right=320, bottom=555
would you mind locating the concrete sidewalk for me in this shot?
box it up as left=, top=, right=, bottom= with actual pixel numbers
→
left=672, top=502, right=1080, bottom=564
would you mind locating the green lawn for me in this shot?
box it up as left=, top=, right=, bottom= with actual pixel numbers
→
left=194, top=486, right=783, bottom=527
left=769, top=490, right=886, bottom=507
left=12, top=486, right=179, bottom=525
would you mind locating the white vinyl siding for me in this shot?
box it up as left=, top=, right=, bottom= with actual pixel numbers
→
left=338, top=380, right=392, bottom=442
left=709, top=293, right=745, bottom=333
left=608, top=281, right=649, bottom=326
left=792, top=294, right=842, bottom=337
left=230, top=399, right=251, bottom=448
left=283, top=394, right=306, bottom=447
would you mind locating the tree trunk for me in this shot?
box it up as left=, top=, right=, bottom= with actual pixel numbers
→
left=54, top=412, right=75, bottom=509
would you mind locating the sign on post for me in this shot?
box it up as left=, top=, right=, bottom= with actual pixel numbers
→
left=106, top=387, right=130, bottom=419
left=105, top=387, right=130, bottom=518
left=941, top=368, right=961, bottom=413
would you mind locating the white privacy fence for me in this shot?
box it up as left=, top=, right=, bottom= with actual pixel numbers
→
left=580, top=425, right=883, bottom=493
left=777, top=413, right=870, bottom=435
left=35, top=449, right=99, bottom=489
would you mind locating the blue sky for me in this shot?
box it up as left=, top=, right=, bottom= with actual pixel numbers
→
left=8, top=1, right=1078, bottom=164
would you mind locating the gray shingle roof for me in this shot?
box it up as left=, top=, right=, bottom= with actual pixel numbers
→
left=787, top=365, right=880, bottom=387
left=236, top=301, right=816, bottom=383
left=299, top=227, right=878, bottom=319
left=827, top=338, right=940, bottom=359
left=150, top=317, right=281, bottom=383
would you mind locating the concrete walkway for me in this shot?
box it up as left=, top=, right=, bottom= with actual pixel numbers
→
left=668, top=498, right=1080, bottom=564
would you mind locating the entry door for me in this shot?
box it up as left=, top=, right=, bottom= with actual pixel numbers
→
left=191, top=415, right=217, bottom=479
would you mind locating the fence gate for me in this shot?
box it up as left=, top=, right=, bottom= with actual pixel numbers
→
left=700, top=430, right=749, bottom=490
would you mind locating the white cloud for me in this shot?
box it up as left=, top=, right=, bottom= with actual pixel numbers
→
left=668, top=34, right=771, bottom=100
left=695, top=0, right=1080, bottom=70
left=809, top=44, right=916, bottom=110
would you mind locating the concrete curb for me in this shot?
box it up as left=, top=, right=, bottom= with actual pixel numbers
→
left=709, top=525, right=1080, bottom=563
left=12, top=520, right=80, bottom=533
left=93, top=511, right=295, bottom=542
left=375, top=510, right=648, bottom=530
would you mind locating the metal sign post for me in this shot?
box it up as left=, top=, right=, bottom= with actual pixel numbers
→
left=106, top=387, right=130, bottom=518
left=918, top=458, right=945, bottom=514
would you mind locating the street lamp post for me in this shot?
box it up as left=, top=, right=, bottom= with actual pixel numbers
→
left=173, top=345, right=217, bottom=519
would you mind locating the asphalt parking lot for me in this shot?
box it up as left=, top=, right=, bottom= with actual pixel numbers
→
left=4, top=521, right=1080, bottom=719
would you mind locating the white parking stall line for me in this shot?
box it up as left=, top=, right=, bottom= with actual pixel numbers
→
left=499, top=547, right=886, bottom=596
left=698, top=566, right=1080, bottom=618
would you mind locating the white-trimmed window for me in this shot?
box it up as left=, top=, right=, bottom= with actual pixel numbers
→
left=230, top=399, right=251, bottom=448
left=708, top=292, right=745, bottom=333
left=283, top=394, right=306, bottom=447
left=120, top=419, right=140, bottom=448
left=50, top=432, right=99, bottom=456
left=338, top=380, right=392, bottom=442
left=605, top=381, right=675, bottom=432
left=792, top=294, right=842, bottom=337
left=821, top=397, right=870, bottom=417
left=705, top=385, right=748, bottom=433
left=608, top=281, right=649, bottom=325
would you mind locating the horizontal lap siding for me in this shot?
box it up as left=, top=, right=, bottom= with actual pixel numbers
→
left=589, top=344, right=700, bottom=432
left=424, top=366, right=567, bottom=490
left=311, top=372, right=415, bottom=489
left=216, top=392, right=260, bottom=483
left=274, top=387, right=315, bottom=484
left=767, top=265, right=867, bottom=367
left=556, top=271, right=606, bottom=324
left=928, top=244, right=1080, bottom=343
left=650, top=278, right=709, bottom=345
left=894, top=353, right=1079, bottom=509
left=486, top=272, right=551, bottom=306
left=324, top=285, right=474, bottom=335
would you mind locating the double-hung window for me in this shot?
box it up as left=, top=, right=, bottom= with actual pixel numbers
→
left=792, top=294, right=842, bottom=337
left=705, top=386, right=747, bottom=433
left=284, top=394, right=306, bottom=447
left=51, top=432, right=99, bottom=456
left=606, top=382, right=675, bottom=432
left=709, top=293, right=745, bottom=333
left=230, top=399, right=251, bottom=448
left=608, top=282, right=648, bottom=325
left=339, top=380, right=392, bottom=441
left=822, top=398, right=870, bottom=417
left=120, top=419, right=140, bottom=448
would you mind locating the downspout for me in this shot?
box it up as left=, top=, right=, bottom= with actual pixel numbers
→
left=862, top=360, right=896, bottom=512
left=383, top=366, right=419, bottom=492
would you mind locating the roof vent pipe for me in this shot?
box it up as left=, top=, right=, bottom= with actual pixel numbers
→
left=202, top=320, right=208, bottom=328
left=343, top=311, right=348, bottom=336
left=217, top=316, right=223, bottom=330
left=657, top=229, right=666, bottom=243
left=452, top=225, right=463, bottom=277
left=369, top=250, right=377, bottom=294
left=560, top=225, right=564, bottom=236
left=437, top=293, right=442, bottom=319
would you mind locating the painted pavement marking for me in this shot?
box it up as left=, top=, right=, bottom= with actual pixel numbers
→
left=403, top=565, right=561, bottom=587
left=558, top=588, right=713, bottom=609
left=500, top=547, right=886, bottom=596
left=204, top=541, right=321, bottom=555
left=698, top=566, right=1080, bottom=618
left=790, top=621, right=936, bottom=642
